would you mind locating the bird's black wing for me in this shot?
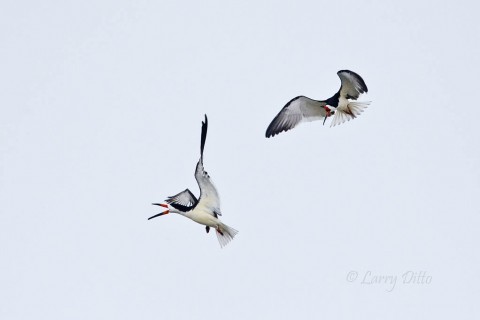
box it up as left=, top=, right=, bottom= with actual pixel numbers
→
left=166, top=189, right=198, bottom=212
left=200, top=114, right=208, bottom=160
left=337, top=70, right=368, bottom=100
left=194, top=115, right=222, bottom=216
left=265, top=96, right=328, bottom=138
left=329, top=70, right=370, bottom=127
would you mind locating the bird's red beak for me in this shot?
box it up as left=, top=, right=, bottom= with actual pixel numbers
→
left=149, top=203, right=170, bottom=220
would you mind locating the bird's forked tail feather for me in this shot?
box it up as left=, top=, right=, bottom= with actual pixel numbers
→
left=330, top=101, right=371, bottom=127
left=216, top=223, right=238, bottom=248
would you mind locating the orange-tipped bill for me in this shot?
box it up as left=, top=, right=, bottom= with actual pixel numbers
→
left=149, top=203, right=169, bottom=220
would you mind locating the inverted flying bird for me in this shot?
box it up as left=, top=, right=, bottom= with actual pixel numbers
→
left=149, top=115, right=238, bottom=248
left=265, top=70, right=370, bottom=138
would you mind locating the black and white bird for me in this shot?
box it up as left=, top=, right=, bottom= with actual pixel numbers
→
left=148, top=115, right=238, bottom=248
left=265, top=70, right=370, bottom=138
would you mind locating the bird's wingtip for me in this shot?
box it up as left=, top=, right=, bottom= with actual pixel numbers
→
left=200, top=114, right=208, bottom=158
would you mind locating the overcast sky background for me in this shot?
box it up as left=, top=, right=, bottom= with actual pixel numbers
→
left=1, top=0, right=480, bottom=319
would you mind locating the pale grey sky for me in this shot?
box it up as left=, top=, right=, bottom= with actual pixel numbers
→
left=1, top=0, right=480, bottom=319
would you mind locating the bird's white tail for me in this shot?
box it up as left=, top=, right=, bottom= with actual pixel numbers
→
left=330, top=101, right=371, bottom=127
left=216, top=223, right=238, bottom=248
